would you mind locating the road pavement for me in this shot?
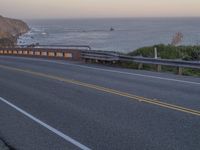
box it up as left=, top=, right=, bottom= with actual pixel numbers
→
left=0, top=56, right=200, bottom=150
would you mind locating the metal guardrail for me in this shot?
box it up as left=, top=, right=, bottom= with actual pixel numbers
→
left=0, top=46, right=199, bottom=75
left=81, top=50, right=119, bottom=62
left=119, top=55, right=200, bottom=69
left=81, top=50, right=200, bottom=74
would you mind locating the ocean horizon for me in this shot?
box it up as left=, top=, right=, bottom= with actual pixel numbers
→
left=18, top=17, right=200, bottom=52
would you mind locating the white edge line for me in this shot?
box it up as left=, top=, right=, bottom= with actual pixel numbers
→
left=61, top=61, right=200, bottom=85
left=1, top=56, right=200, bottom=86
left=0, top=96, right=91, bottom=150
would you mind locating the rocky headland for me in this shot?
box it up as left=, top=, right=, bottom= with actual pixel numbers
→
left=0, top=15, right=29, bottom=47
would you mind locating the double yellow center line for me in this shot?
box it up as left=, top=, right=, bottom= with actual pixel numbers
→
left=0, top=64, right=200, bottom=117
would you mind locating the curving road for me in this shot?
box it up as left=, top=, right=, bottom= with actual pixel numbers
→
left=0, top=56, right=200, bottom=150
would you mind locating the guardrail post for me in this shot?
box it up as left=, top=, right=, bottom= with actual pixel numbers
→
left=156, top=64, right=162, bottom=72
left=154, top=47, right=158, bottom=59
left=177, top=67, right=183, bottom=75
left=138, top=63, right=143, bottom=70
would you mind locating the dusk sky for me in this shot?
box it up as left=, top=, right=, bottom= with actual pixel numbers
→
left=0, top=0, right=200, bottom=19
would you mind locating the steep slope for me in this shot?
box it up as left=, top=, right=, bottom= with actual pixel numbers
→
left=0, top=15, right=29, bottom=47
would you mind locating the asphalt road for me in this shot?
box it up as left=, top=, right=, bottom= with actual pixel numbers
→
left=0, top=56, right=200, bottom=150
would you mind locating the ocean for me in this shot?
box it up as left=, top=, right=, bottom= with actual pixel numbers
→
left=18, top=18, right=200, bottom=53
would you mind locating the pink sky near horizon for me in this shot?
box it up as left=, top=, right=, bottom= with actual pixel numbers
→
left=0, top=0, right=200, bottom=19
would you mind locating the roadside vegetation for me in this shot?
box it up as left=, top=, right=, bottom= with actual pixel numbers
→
left=123, top=44, right=200, bottom=76
left=117, top=32, right=199, bottom=77
left=128, top=44, right=200, bottom=61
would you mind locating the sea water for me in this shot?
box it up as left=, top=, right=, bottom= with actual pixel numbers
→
left=18, top=18, right=200, bottom=52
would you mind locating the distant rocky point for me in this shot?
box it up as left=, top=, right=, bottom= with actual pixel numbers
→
left=0, top=15, right=29, bottom=47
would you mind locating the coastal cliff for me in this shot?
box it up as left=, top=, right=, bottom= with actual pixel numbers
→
left=0, top=15, right=29, bottom=47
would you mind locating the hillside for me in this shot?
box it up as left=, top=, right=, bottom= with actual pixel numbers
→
left=0, top=15, right=29, bottom=47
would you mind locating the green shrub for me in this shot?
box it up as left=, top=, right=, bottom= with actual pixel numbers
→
left=128, top=44, right=200, bottom=61
left=126, top=44, right=200, bottom=76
